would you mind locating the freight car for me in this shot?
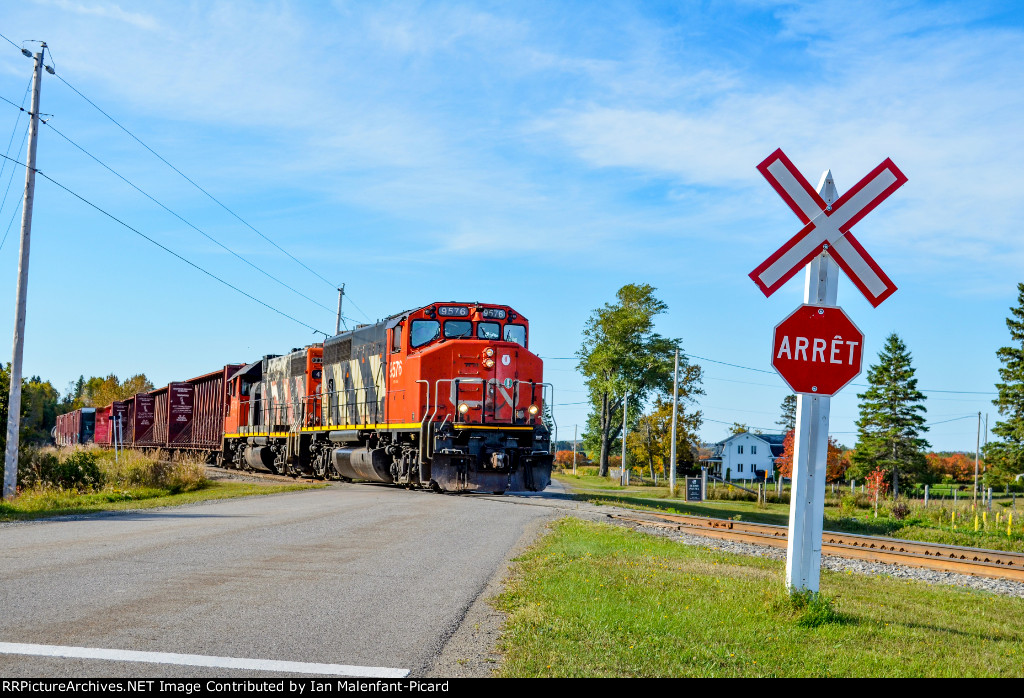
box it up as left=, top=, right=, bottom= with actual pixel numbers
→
left=53, top=301, right=554, bottom=493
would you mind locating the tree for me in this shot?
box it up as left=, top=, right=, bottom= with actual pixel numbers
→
left=627, top=394, right=704, bottom=479
left=850, top=333, right=929, bottom=497
left=983, top=283, right=1024, bottom=484
left=577, top=284, right=702, bottom=477
left=729, top=422, right=748, bottom=435
left=777, top=395, right=796, bottom=432
left=67, top=373, right=155, bottom=411
left=0, top=364, right=60, bottom=453
left=775, top=429, right=844, bottom=481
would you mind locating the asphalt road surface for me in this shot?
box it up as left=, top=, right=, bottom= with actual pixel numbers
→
left=0, top=484, right=558, bottom=678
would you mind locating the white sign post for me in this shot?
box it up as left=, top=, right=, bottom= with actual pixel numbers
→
left=750, top=149, right=906, bottom=592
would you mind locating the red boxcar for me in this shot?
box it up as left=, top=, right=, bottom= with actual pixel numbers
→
left=134, top=392, right=156, bottom=445
left=179, top=365, right=241, bottom=450
left=117, top=397, right=135, bottom=445
left=94, top=405, right=112, bottom=445
left=147, top=386, right=168, bottom=447
left=55, top=408, right=96, bottom=446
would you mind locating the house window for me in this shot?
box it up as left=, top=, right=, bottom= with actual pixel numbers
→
left=751, top=445, right=757, bottom=454
left=738, top=463, right=744, bottom=472
left=737, top=445, right=743, bottom=454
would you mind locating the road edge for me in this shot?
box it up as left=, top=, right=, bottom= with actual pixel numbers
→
left=425, top=512, right=556, bottom=678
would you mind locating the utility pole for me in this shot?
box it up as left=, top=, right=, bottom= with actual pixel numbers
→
left=3, top=43, right=45, bottom=501
left=572, top=424, right=577, bottom=475
left=335, top=284, right=345, bottom=335
left=974, top=411, right=981, bottom=503
left=670, top=348, right=679, bottom=495
left=620, top=393, right=628, bottom=486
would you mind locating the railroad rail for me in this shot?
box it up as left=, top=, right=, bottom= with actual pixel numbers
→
left=609, top=511, right=1024, bottom=583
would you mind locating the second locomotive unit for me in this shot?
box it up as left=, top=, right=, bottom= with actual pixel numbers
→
left=219, top=301, right=553, bottom=493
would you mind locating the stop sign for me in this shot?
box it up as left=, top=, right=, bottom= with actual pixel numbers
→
left=772, top=305, right=864, bottom=396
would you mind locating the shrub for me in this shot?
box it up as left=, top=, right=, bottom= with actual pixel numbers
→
left=890, top=499, right=911, bottom=521
left=22, top=448, right=105, bottom=491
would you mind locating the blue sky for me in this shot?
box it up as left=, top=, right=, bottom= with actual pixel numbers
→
left=0, top=0, right=1022, bottom=452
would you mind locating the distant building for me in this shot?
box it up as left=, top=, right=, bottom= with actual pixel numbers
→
left=700, top=432, right=786, bottom=482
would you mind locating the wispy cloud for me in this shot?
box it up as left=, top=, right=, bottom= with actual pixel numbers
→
left=31, top=0, right=159, bottom=31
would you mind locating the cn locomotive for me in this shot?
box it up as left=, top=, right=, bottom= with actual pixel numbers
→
left=55, top=301, right=554, bottom=493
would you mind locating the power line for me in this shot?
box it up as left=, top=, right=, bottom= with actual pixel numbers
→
left=43, top=120, right=338, bottom=316
left=52, top=72, right=341, bottom=289
left=0, top=123, right=29, bottom=254
left=0, top=31, right=20, bottom=52
left=545, top=353, right=997, bottom=395
left=0, top=152, right=327, bottom=335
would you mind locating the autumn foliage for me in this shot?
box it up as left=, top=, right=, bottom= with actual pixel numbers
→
left=554, top=450, right=590, bottom=468
left=775, top=430, right=847, bottom=481
left=925, top=452, right=975, bottom=482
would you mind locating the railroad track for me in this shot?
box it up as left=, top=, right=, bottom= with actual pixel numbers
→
left=609, top=511, right=1024, bottom=583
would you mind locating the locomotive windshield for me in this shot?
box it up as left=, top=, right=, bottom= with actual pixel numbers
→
left=444, top=320, right=473, bottom=338
left=477, top=322, right=501, bottom=340
left=410, top=320, right=440, bottom=348
left=504, top=324, right=526, bottom=347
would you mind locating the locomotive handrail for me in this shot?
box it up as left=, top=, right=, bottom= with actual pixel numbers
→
left=417, top=379, right=430, bottom=467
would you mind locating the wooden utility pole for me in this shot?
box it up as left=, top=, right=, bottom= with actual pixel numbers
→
left=670, top=348, right=679, bottom=494
left=620, top=393, right=628, bottom=486
left=3, top=44, right=44, bottom=501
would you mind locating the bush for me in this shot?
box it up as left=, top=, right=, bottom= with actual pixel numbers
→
left=890, top=499, right=911, bottom=520
left=20, top=448, right=104, bottom=491
left=101, top=450, right=206, bottom=493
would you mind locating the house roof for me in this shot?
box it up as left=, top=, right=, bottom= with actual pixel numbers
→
left=714, top=431, right=787, bottom=447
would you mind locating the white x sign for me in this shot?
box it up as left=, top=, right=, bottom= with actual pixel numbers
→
left=749, top=149, right=907, bottom=307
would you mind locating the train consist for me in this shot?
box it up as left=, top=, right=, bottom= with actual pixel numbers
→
left=54, top=301, right=554, bottom=493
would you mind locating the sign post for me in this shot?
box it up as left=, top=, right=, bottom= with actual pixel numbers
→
left=750, top=149, right=905, bottom=593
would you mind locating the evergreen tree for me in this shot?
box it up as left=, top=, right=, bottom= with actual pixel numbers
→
left=777, top=394, right=796, bottom=432
left=851, top=333, right=929, bottom=496
left=983, top=283, right=1024, bottom=484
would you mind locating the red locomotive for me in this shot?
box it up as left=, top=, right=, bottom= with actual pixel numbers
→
left=56, top=301, right=554, bottom=493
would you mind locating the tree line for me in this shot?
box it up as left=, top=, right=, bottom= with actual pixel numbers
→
left=573, top=282, right=1024, bottom=492
left=0, top=369, right=153, bottom=454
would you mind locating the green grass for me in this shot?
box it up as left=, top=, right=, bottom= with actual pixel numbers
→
left=554, top=472, right=1024, bottom=552
left=495, top=518, right=1024, bottom=677
left=0, top=481, right=325, bottom=521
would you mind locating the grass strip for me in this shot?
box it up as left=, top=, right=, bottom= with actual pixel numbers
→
left=495, top=518, right=1024, bottom=677
left=0, top=481, right=325, bottom=521
left=556, top=473, right=1024, bottom=553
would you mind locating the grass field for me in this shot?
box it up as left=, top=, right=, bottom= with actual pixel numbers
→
left=0, top=480, right=325, bottom=521
left=496, top=518, right=1024, bottom=677
left=555, top=472, right=1024, bottom=553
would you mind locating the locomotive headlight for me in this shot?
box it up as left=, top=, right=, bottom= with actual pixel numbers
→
left=528, top=404, right=539, bottom=416
left=484, top=348, right=495, bottom=357
left=483, top=358, right=495, bottom=368
left=458, top=403, right=470, bottom=414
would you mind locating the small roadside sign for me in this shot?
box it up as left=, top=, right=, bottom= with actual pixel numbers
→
left=686, top=477, right=703, bottom=502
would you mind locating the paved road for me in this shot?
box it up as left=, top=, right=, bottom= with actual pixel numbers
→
left=0, top=484, right=557, bottom=678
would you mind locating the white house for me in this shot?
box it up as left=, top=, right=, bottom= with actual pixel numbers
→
left=702, top=432, right=786, bottom=482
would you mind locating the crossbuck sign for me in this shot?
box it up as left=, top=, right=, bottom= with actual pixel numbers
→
left=749, top=149, right=907, bottom=307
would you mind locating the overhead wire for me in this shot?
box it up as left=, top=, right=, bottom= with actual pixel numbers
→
left=50, top=70, right=374, bottom=316
left=0, top=36, right=376, bottom=323
left=541, top=354, right=997, bottom=395
left=43, top=120, right=339, bottom=316
left=0, top=152, right=328, bottom=335
left=0, top=80, right=34, bottom=252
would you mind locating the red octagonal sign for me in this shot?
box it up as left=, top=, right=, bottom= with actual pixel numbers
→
left=772, top=305, right=864, bottom=396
